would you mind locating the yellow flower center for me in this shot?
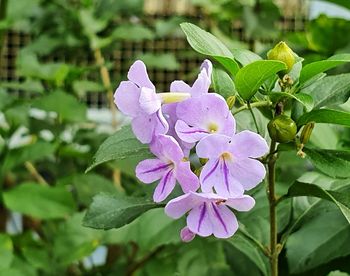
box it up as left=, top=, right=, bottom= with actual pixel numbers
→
left=208, top=123, right=218, bottom=133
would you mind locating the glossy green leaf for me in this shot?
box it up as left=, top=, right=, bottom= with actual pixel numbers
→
left=83, top=193, right=161, bottom=230
left=231, top=49, right=262, bottom=66
left=32, top=91, right=87, bottom=122
left=279, top=181, right=350, bottom=223
left=303, top=148, right=350, bottom=179
left=270, top=92, right=314, bottom=111
left=235, top=60, right=286, bottom=100
left=300, top=54, right=350, bottom=83
left=3, top=183, right=76, bottom=219
left=212, top=67, right=236, bottom=99
left=86, top=125, right=151, bottom=172
left=180, top=23, right=239, bottom=75
left=297, top=109, right=350, bottom=127
left=301, top=73, right=350, bottom=108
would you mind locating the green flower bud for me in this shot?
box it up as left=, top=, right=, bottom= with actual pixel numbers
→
left=268, top=115, right=297, bottom=143
left=226, top=96, right=236, bottom=110
left=300, top=122, right=315, bottom=145
left=267, top=41, right=296, bottom=74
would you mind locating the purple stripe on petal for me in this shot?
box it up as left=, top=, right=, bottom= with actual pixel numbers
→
left=222, top=159, right=230, bottom=194
left=180, top=129, right=209, bottom=134
left=156, top=110, right=167, bottom=129
left=211, top=203, right=228, bottom=234
left=160, top=169, right=172, bottom=194
left=141, top=163, right=171, bottom=174
left=197, top=203, right=207, bottom=232
left=202, top=159, right=220, bottom=183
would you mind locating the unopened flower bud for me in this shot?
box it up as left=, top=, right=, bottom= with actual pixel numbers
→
left=226, top=96, right=236, bottom=110
left=180, top=226, right=195, bottom=242
left=159, top=92, right=191, bottom=104
left=267, top=41, right=296, bottom=75
left=300, top=122, right=315, bottom=145
left=268, top=115, right=297, bottom=143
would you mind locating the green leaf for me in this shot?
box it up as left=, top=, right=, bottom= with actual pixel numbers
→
left=3, top=183, right=76, bottom=219
left=235, top=60, right=287, bottom=100
left=299, top=54, right=350, bottom=83
left=211, top=67, right=236, bottom=99
left=1, top=141, right=56, bottom=174
left=137, top=53, right=180, bottom=71
left=72, top=80, right=104, bottom=96
left=180, top=23, right=239, bottom=75
left=231, top=49, right=262, bottom=66
left=0, top=234, right=13, bottom=269
left=286, top=204, right=350, bottom=273
left=86, top=125, right=151, bottom=172
left=280, top=181, right=350, bottom=223
left=112, top=24, right=154, bottom=41
left=32, top=91, right=87, bottom=122
left=297, top=109, right=350, bottom=127
left=301, top=73, right=350, bottom=108
left=83, top=193, right=161, bottom=230
left=303, top=148, right=350, bottom=179
left=270, top=92, right=314, bottom=112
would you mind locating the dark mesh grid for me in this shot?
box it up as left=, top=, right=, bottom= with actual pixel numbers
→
left=0, top=0, right=308, bottom=108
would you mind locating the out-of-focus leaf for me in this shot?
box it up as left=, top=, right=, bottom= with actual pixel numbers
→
left=0, top=80, right=44, bottom=93
left=280, top=181, right=350, bottom=223
left=235, top=60, right=286, bottom=100
left=301, top=74, right=350, bottom=108
left=86, top=125, right=151, bottom=172
left=180, top=23, right=240, bottom=75
left=32, top=91, right=87, bottom=122
left=3, top=183, right=76, bottom=219
left=299, top=54, right=350, bottom=83
left=72, top=80, right=104, bottom=96
left=137, top=53, right=180, bottom=70
left=297, top=109, right=350, bottom=127
left=303, top=148, right=350, bottom=179
left=83, top=193, right=160, bottom=230
left=112, top=24, right=154, bottom=41
left=0, top=234, right=13, bottom=269
left=212, top=66, right=236, bottom=99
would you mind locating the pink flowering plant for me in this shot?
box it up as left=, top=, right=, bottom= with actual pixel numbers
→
left=84, top=23, right=350, bottom=275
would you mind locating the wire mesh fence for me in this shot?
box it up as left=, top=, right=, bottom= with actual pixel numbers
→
left=0, top=0, right=309, bottom=108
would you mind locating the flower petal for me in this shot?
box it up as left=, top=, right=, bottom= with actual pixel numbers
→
left=139, top=87, right=161, bottom=114
left=150, top=134, right=183, bottom=163
left=196, top=134, right=231, bottom=158
left=175, top=120, right=209, bottom=143
left=226, top=195, right=255, bottom=211
left=135, top=158, right=171, bottom=183
left=175, top=161, right=200, bottom=193
left=199, top=159, right=221, bottom=193
left=180, top=226, right=196, bottom=242
left=231, top=158, right=266, bottom=190
left=187, top=202, right=212, bottom=237
left=170, top=80, right=192, bottom=93
left=229, top=130, right=269, bottom=158
left=210, top=203, right=238, bottom=238
left=153, top=169, right=176, bottom=202
left=127, top=60, right=155, bottom=90
left=191, top=59, right=212, bottom=97
left=164, top=193, right=197, bottom=219
left=114, top=81, right=141, bottom=117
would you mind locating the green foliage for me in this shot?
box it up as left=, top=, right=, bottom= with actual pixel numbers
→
left=211, top=66, right=236, bottom=99
left=3, top=183, right=76, bottom=219
left=297, top=109, right=350, bottom=127
left=235, top=60, right=286, bottom=100
left=83, top=193, right=161, bottom=230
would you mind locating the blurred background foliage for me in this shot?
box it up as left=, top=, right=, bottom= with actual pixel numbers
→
left=0, top=0, right=350, bottom=275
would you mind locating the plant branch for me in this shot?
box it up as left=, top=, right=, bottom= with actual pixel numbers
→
left=232, top=100, right=271, bottom=115
left=24, top=161, right=48, bottom=186
left=93, top=48, right=118, bottom=129
left=267, top=140, right=279, bottom=276
left=247, top=101, right=260, bottom=134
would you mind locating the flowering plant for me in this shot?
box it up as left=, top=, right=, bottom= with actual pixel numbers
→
left=84, top=23, right=350, bottom=275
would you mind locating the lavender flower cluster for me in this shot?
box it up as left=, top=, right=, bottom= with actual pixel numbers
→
left=114, top=60, right=268, bottom=241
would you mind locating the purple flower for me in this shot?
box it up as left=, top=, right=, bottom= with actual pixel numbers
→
left=162, top=60, right=213, bottom=154
left=114, top=60, right=168, bottom=144
left=196, top=132, right=268, bottom=197
left=175, top=94, right=235, bottom=143
left=165, top=191, right=255, bottom=238
left=136, top=135, right=200, bottom=202
left=180, top=226, right=196, bottom=242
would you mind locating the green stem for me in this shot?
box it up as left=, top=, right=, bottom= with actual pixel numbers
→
left=247, top=101, right=260, bottom=134
left=267, top=140, right=278, bottom=276
left=233, top=100, right=271, bottom=115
